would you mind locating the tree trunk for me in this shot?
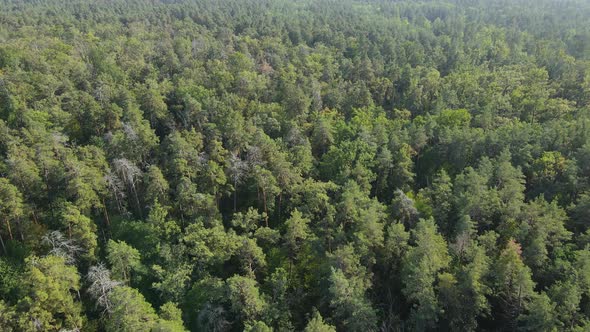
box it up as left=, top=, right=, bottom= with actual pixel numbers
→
left=130, top=182, right=142, bottom=218
left=179, top=201, right=185, bottom=227
left=262, top=189, right=269, bottom=227
left=102, top=198, right=111, bottom=227
left=233, top=176, right=238, bottom=212
left=43, top=166, right=56, bottom=220
left=17, top=218, right=24, bottom=241
left=0, top=234, right=5, bottom=254
left=5, top=218, right=13, bottom=240
left=278, top=192, right=282, bottom=221
left=113, top=189, right=123, bottom=213
left=32, top=209, right=39, bottom=224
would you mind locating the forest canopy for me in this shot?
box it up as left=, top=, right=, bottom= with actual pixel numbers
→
left=1, top=0, right=590, bottom=331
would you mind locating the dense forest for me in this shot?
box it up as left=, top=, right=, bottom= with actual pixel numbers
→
left=1, top=0, right=590, bottom=330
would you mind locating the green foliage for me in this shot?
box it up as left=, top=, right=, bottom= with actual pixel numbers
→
left=106, top=240, right=142, bottom=283
left=418, top=169, right=453, bottom=234
left=60, top=203, right=98, bottom=262
left=402, top=218, right=451, bottom=330
left=284, top=209, right=311, bottom=256
left=153, top=302, right=188, bottom=332
left=104, top=286, right=158, bottom=332
left=520, top=292, right=558, bottom=331
left=304, top=309, right=336, bottom=332
left=493, top=240, right=536, bottom=330
left=226, top=275, right=267, bottom=325
left=0, top=258, right=20, bottom=301
left=0, top=178, right=24, bottom=250
left=0, top=0, right=589, bottom=330
left=328, top=267, right=377, bottom=332
left=244, top=321, right=273, bottom=332
left=17, top=255, right=83, bottom=331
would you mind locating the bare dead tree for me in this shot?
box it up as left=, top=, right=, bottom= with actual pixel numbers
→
left=87, top=264, right=122, bottom=315
left=42, top=231, right=83, bottom=265
left=112, top=158, right=142, bottom=217
left=104, top=171, right=127, bottom=214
